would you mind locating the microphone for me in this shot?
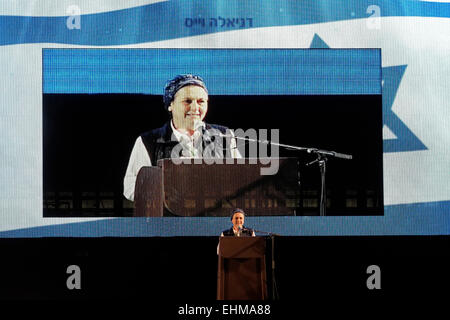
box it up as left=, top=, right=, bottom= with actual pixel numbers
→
left=201, top=128, right=241, bottom=158
left=237, top=225, right=242, bottom=237
left=193, top=119, right=204, bottom=131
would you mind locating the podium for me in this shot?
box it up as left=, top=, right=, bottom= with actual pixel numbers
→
left=217, top=237, right=267, bottom=300
left=134, top=158, right=299, bottom=217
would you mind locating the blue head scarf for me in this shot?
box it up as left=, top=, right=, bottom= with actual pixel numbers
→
left=163, top=74, right=208, bottom=111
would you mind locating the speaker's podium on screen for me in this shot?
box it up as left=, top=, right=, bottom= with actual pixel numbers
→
left=134, top=158, right=299, bottom=217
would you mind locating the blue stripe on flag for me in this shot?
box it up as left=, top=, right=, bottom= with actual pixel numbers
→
left=1, top=0, right=449, bottom=46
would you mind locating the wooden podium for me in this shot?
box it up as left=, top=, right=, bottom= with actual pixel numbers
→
left=134, top=158, right=299, bottom=217
left=217, top=237, right=267, bottom=300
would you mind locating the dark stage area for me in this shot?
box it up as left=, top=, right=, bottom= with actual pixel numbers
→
left=43, top=93, right=383, bottom=217
left=0, top=236, right=448, bottom=302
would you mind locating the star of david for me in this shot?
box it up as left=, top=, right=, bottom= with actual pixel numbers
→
left=310, top=34, right=427, bottom=153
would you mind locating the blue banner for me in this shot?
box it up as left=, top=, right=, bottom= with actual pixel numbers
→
left=43, top=48, right=381, bottom=95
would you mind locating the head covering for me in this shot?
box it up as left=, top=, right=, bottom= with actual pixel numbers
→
left=163, top=74, right=208, bottom=111
left=230, top=208, right=245, bottom=220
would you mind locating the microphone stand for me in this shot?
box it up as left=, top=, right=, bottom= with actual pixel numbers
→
left=305, top=148, right=352, bottom=216
left=221, top=134, right=353, bottom=216
left=253, top=229, right=280, bottom=300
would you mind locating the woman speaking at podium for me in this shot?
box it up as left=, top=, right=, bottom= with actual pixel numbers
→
left=220, top=208, right=255, bottom=237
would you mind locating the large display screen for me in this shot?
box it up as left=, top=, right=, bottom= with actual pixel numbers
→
left=1, top=1, right=449, bottom=238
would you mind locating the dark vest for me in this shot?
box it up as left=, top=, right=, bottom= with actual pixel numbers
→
left=222, top=227, right=254, bottom=237
left=140, top=121, right=229, bottom=165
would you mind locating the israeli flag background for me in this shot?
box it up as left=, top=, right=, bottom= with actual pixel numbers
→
left=0, top=0, right=449, bottom=237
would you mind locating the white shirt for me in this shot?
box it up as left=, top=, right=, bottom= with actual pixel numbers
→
left=220, top=228, right=256, bottom=237
left=123, top=121, right=241, bottom=201
left=170, top=120, right=204, bottom=158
